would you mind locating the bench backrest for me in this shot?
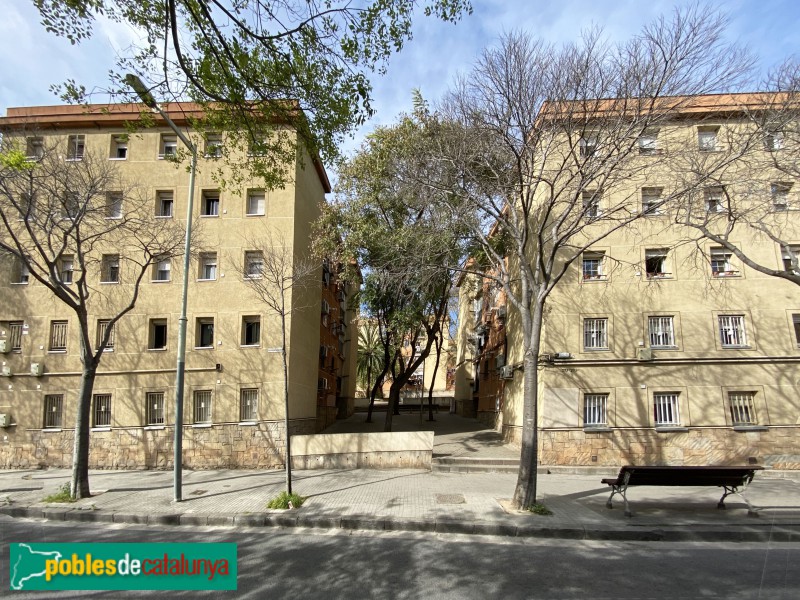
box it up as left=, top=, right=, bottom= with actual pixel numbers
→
left=619, top=465, right=762, bottom=487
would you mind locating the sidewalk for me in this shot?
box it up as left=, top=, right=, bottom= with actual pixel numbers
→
left=2, top=466, right=800, bottom=542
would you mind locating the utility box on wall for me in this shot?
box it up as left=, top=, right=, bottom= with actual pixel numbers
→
left=0, top=414, right=9, bottom=427
left=31, top=363, right=43, bottom=377
left=0, top=339, right=9, bottom=353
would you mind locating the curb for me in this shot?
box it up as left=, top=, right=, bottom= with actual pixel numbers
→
left=3, top=505, right=800, bottom=542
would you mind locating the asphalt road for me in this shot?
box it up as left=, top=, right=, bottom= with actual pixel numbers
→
left=2, top=516, right=799, bottom=599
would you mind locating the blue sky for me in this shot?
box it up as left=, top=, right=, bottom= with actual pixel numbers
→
left=2, top=0, right=799, bottom=159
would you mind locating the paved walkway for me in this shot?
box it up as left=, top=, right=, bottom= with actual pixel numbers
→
left=2, top=413, right=800, bottom=541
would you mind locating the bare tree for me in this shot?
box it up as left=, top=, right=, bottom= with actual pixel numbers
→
left=232, top=226, right=317, bottom=495
left=0, top=139, right=185, bottom=498
left=420, top=6, right=755, bottom=508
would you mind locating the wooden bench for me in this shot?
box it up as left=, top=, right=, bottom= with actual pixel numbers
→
left=601, top=465, right=764, bottom=517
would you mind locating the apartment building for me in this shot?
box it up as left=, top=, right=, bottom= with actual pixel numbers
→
left=455, top=93, right=800, bottom=470
left=0, top=103, right=357, bottom=469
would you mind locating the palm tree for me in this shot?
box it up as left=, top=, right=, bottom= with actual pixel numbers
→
left=357, top=322, right=386, bottom=422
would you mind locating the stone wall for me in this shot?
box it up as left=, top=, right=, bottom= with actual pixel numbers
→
left=291, top=430, right=434, bottom=470
left=538, top=427, right=800, bottom=469
left=0, top=418, right=317, bottom=470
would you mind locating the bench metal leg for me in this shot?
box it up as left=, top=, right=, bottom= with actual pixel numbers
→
left=718, top=485, right=760, bottom=517
left=605, top=473, right=632, bottom=517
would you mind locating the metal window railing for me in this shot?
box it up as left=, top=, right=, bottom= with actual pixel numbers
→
left=654, top=393, right=680, bottom=426
left=584, top=394, right=608, bottom=426
left=729, top=392, right=757, bottom=425
left=146, top=392, right=165, bottom=425
left=240, top=389, right=258, bottom=421
left=44, top=394, right=63, bottom=428
left=93, top=394, right=112, bottom=427
left=648, top=316, right=674, bottom=347
left=50, top=321, right=68, bottom=351
left=9, top=321, right=23, bottom=351
left=719, top=315, right=746, bottom=346
left=583, top=318, right=607, bottom=349
left=193, top=390, right=212, bottom=423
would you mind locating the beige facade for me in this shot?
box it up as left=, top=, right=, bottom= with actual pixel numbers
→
left=0, top=103, right=357, bottom=469
left=455, top=93, right=800, bottom=469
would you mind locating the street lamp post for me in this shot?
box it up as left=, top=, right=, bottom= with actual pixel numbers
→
left=125, top=75, right=196, bottom=502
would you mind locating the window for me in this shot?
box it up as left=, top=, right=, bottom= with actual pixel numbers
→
left=199, top=252, right=217, bottom=280
left=49, top=320, right=68, bottom=352
left=645, top=248, right=670, bottom=279
left=698, top=126, right=718, bottom=152
left=193, top=390, right=212, bottom=424
left=18, top=192, right=34, bottom=221
left=145, top=392, right=165, bottom=425
left=149, top=319, right=168, bottom=350
left=240, top=388, right=258, bottom=421
left=765, top=130, right=784, bottom=152
left=583, top=393, right=608, bottom=427
left=44, top=394, right=64, bottom=429
left=13, top=260, right=29, bottom=285
left=8, top=321, right=23, bottom=352
left=101, top=254, right=120, bottom=283
left=92, top=394, right=112, bottom=427
left=793, top=314, right=800, bottom=346
left=153, top=257, right=171, bottom=282
left=719, top=315, right=747, bottom=348
left=653, top=392, right=680, bottom=426
left=648, top=316, right=675, bottom=348
left=159, top=134, right=177, bottom=158
left=782, top=246, right=800, bottom=273
left=156, top=192, right=174, bottom=218
left=196, top=318, right=214, bottom=348
left=771, top=182, right=792, bottom=211
left=110, top=135, right=127, bottom=159
left=242, top=316, right=261, bottom=346
left=583, top=318, right=608, bottom=350
left=26, top=136, right=44, bottom=159
left=62, top=192, right=80, bottom=220
left=582, top=190, right=601, bottom=219
left=729, top=391, right=757, bottom=426
left=710, top=248, right=737, bottom=277
left=248, top=136, right=268, bottom=156
left=582, top=251, right=605, bottom=280
left=204, top=133, right=223, bottom=158
left=66, top=134, right=85, bottom=160
left=579, top=135, right=597, bottom=157
left=201, top=191, right=219, bottom=216
left=246, top=190, right=265, bottom=216
left=638, top=129, right=659, bottom=155
left=96, top=319, right=115, bottom=351
left=642, top=187, right=663, bottom=216
left=58, top=255, right=74, bottom=284
left=705, top=187, right=725, bottom=213
left=245, top=251, right=264, bottom=278
left=105, top=192, right=123, bottom=219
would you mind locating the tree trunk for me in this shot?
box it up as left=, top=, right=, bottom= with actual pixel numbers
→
left=384, top=383, right=401, bottom=431
left=512, top=303, right=544, bottom=509
left=365, top=364, right=373, bottom=422
left=427, top=336, right=442, bottom=422
left=71, top=363, right=97, bottom=499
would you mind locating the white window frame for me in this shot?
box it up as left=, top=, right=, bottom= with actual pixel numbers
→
left=705, top=186, right=725, bottom=213
left=246, top=191, right=266, bottom=216
left=199, top=252, right=217, bottom=281
left=582, top=252, right=605, bottom=280
left=783, top=246, right=800, bottom=273
left=579, top=135, right=597, bottom=157
left=149, top=319, right=168, bottom=350
left=642, top=187, right=663, bottom=216
left=26, top=136, right=44, bottom=160
left=14, top=261, right=30, bottom=285
left=718, top=315, right=748, bottom=348
left=159, top=134, right=177, bottom=159
left=66, top=134, right=85, bottom=161
left=106, top=192, right=123, bottom=219
left=204, top=133, right=223, bottom=158
left=698, top=127, right=719, bottom=152
left=583, top=393, right=608, bottom=427
left=645, top=248, right=670, bottom=279
left=582, top=191, right=601, bottom=218
left=648, top=316, right=675, bottom=348
left=101, top=254, right=120, bottom=283
left=110, top=135, right=128, bottom=160
left=710, top=248, right=737, bottom=277
left=245, top=251, right=264, bottom=278
left=765, top=130, right=784, bottom=151
left=771, top=182, right=792, bottom=211
left=157, top=191, right=174, bottom=218
left=153, top=258, right=171, bottom=282
left=653, top=392, right=681, bottom=426
left=201, top=191, right=220, bottom=217
left=242, top=316, right=261, bottom=346
left=583, top=318, right=608, bottom=350
left=196, top=318, right=215, bottom=349
left=59, top=255, right=74, bottom=284
left=638, top=130, right=659, bottom=155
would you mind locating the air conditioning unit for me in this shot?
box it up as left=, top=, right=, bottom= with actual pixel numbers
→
left=495, top=354, right=506, bottom=369
left=500, top=365, right=515, bottom=380
left=0, top=414, right=9, bottom=428
left=31, top=363, right=43, bottom=377
left=638, top=348, right=654, bottom=361
left=0, top=339, right=9, bottom=354
left=1, top=365, right=11, bottom=377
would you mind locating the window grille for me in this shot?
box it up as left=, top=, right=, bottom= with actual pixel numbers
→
left=93, top=394, right=112, bottom=427
left=146, top=392, right=165, bottom=425
left=719, top=315, right=747, bottom=347
left=654, top=392, right=680, bottom=426
left=50, top=321, right=68, bottom=351
left=584, top=394, right=608, bottom=426
left=9, top=321, right=23, bottom=351
left=44, top=394, right=63, bottom=428
left=193, top=390, right=212, bottom=423
left=729, top=392, right=757, bottom=426
left=583, top=318, right=608, bottom=350
left=97, top=319, right=115, bottom=350
left=648, top=316, right=675, bottom=348
left=240, top=388, right=258, bottom=421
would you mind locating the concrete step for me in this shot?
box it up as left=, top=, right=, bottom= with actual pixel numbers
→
left=431, top=456, right=520, bottom=473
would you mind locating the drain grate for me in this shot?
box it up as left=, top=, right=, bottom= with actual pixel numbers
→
left=436, top=494, right=466, bottom=505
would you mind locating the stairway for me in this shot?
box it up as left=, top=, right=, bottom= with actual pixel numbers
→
left=431, top=456, right=520, bottom=473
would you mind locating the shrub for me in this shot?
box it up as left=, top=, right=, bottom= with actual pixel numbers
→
left=267, top=491, right=305, bottom=510
left=43, top=483, right=75, bottom=503
left=528, top=503, right=553, bottom=516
